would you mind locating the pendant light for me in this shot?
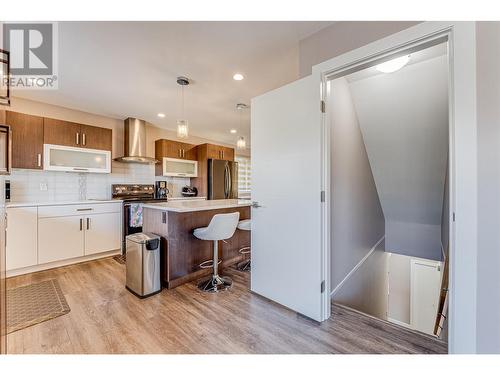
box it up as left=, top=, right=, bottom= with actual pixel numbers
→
left=237, top=136, right=246, bottom=150
left=236, top=103, right=247, bottom=150
left=176, top=76, right=190, bottom=138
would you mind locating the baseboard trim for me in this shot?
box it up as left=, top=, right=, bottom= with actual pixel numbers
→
left=330, top=235, right=385, bottom=297
left=6, top=249, right=120, bottom=278
left=387, top=317, right=412, bottom=329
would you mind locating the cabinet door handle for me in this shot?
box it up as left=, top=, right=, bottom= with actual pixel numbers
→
left=80, top=218, right=83, bottom=231
left=222, top=150, right=224, bottom=159
left=82, top=133, right=86, bottom=146
left=37, top=153, right=42, bottom=167
left=86, top=217, right=90, bottom=230
left=76, top=132, right=80, bottom=145
left=178, top=149, right=181, bottom=158
left=182, top=149, right=185, bottom=158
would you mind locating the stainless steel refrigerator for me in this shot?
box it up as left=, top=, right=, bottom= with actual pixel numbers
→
left=208, top=159, right=238, bottom=199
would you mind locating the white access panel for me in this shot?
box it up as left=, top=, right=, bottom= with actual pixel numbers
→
left=410, top=259, right=442, bottom=335
left=250, top=75, right=326, bottom=321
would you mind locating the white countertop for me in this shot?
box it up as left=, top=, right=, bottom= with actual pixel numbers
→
left=167, top=196, right=207, bottom=201
left=142, top=199, right=252, bottom=213
left=6, top=199, right=122, bottom=208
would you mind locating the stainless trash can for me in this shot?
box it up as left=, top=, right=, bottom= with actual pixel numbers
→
left=125, top=232, right=161, bottom=298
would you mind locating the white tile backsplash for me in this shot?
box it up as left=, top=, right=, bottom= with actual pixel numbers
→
left=9, top=161, right=191, bottom=203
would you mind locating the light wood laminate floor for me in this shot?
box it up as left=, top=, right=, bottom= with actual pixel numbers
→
left=6, top=257, right=447, bottom=354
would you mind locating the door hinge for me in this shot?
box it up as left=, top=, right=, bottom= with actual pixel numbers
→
left=320, top=190, right=325, bottom=202
left=321, top=280, right=325, bottom=293
left=320, top=100, right=326, bottom=113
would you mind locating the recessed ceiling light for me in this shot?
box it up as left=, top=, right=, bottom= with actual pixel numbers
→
left=230, top=129, right=237, bottom=134
left=376, top=55, right=410, bottom=73
left=157, top=113, right=165, bottom=118
left=233, top=73, right=244, bottom=81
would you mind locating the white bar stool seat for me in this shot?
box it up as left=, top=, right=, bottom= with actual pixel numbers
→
left=194, top=212, right=240, bottom=292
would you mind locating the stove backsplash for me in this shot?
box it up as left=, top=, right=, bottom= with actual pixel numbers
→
left=8, top=162, right=191, bottom=203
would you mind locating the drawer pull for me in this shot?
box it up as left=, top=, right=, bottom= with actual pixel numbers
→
left=77, top=208, right=93, bottom=212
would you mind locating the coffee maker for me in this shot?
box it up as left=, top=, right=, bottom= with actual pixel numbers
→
left=155, top=181, right=169, bottom=200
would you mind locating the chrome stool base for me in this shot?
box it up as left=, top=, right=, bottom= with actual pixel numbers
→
left=236, top=259, right=251, bottom=272
left=198, top=275, right=232, bottom=293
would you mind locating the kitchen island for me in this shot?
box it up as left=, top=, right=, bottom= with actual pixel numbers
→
left=142, top=199, right=251, bottom=289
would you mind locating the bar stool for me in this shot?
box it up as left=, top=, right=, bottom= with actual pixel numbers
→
left=236, top=219, right=251, bottom=271
left=194, top=212, right=240, bottom=292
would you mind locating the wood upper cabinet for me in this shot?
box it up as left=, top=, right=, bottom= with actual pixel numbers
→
left=155, top=139, right=197, bottom=160
left=44, top=118, right=112, bottom=151
left=205, top=143, right=234, bottom=161
left=80, top=124, right=112, bottom=151
left=43, top=118, right=82, bottom=147
left=6, top=111, right=44, bottom=169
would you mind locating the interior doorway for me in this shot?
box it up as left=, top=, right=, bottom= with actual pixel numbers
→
left=326, top=38, right=450, bottom=341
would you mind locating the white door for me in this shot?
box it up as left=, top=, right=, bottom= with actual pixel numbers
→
left=84, top=212, right=121, bottom=255
left=38, top=216, right=85, bottom=263
left=410, top=259, right=442, bottom=335
left=251, top=75, right=328, bottom=321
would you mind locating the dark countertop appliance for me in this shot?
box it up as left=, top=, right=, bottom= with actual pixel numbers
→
left=155, top=181, right=169, bottom=200
left=181, top=186, right=198, bottom=197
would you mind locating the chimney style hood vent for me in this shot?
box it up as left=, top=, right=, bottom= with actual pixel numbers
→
left=114, top=118, right=158, bottom=164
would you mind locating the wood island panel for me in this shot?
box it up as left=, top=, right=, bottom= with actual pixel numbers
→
left=143, top=206, right=250, bottom=289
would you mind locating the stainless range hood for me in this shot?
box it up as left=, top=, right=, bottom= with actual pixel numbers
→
left=114, top=118, right=158, bottom=164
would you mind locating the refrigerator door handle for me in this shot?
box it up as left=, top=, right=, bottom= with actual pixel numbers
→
left=227, top=165, right=232, bottom=198
left=224, top=164, right=229, bottom=198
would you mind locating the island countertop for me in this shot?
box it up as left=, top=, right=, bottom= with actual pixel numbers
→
left=142, top=198, right=252, bottom=213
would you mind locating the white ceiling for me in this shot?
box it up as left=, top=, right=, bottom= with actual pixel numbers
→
left=12, top=21, right=333, bottom=148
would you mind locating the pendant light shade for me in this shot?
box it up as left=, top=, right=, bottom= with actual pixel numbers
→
left=177, top=119, right=189, bottom=139
left=176, top=76, right=190, bottom=139
left=237, top=136, right=246, bottom=150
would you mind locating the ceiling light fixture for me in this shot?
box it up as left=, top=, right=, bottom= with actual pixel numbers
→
left=237, top=136, right=246, bottom=150
left=236, top=103, right=248, bottom=150
left=376, top=55, right=410, bottom=73
left=176, top=76, right=190, bottom=139
left=157, top=113, right=165, bottom=118
left=230, top=129, right=237, bottom=134
left=233, top=73, right=244, bottom=81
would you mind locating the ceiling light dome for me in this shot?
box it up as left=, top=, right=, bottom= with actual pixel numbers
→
left=376, top=55, right=410, bottom=73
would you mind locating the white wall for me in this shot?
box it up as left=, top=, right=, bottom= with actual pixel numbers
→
left=388, top=253, right=411, bottom=325
left=348, top=55, right=449, bottom=261
left=333, top=240, right=389, bottom=320
left=299, top=21, right=419, bottom=78
left=329, top=78, right=385, bottom=292
left=476, top=21, right=500, bottom=354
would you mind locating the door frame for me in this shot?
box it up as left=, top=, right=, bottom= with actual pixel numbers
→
left=313, top=22, right=477, bottom=353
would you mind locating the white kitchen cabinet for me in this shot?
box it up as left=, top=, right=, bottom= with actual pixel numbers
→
left=162, top=157, right=198, bottom=177
left=6, top=207, right=38, bottom=270
left=38, top=215, right=85, bottom=263
left=6, top=201, right=122, bottom=274
left=84, top=212, right=121, bottom=255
